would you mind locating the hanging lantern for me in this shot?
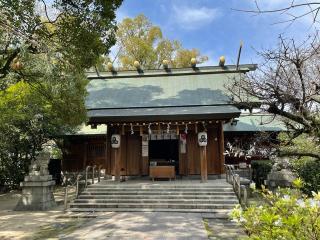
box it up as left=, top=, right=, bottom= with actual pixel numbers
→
left=184, top=123, right=188, bottom=134
left=166, top=123, right=170, bottom=133
left=198, top=132, right=207, bottom=147
left=111, top=134, right=121, bottom=148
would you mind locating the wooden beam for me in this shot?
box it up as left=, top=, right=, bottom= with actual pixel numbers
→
left=200, top=146, right=208, bottom=182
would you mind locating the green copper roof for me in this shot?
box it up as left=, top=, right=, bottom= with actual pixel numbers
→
left=85, top=65, right=257, bottom=123
left=224, top=114, right=287, bottom=132
left=86, top=65, right=257, bottom=110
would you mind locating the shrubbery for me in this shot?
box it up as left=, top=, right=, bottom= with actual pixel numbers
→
left=232, top=179, right=320, bottom=240
left=251, top=160, right=273, bottom=188
left=293, top=158, right=320, bottom=195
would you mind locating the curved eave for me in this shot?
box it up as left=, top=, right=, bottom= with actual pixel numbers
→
left=88, top=105, right=240, bottom=124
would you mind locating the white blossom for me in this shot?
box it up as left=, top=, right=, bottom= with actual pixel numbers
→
left=274, top=219, right=282, bottom=226
left=309, top=199, right=320, bottom=208
left=296, top=199, right=306, bottom=208
left=282, top=195, right=290, bottom=201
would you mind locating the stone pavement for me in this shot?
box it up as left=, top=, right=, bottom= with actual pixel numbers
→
left=0, top=185, right=246, bottom=239
left=61, top=212, right=208, bottom=240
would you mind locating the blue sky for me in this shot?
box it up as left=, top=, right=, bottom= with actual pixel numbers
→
left=113, top=0, right=315, bottom=66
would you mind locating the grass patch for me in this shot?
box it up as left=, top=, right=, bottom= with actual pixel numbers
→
left=32, top=218, right=88, bottom=239
left=203, top=218, right=215, bottom=238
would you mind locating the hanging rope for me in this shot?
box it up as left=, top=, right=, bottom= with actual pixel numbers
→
left=130, top=123, right=134, bottom=135
left=184, top=123, right=188, bottom=134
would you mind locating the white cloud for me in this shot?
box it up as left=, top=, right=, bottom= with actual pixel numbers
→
left=172, top=5, right=221, bottom=30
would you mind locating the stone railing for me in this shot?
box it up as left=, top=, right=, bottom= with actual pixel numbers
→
left=64, top=173, right=82, bottom=211
left=225, top=164, right=249, bottom=207
left=64, top=165, right=103, bottom=211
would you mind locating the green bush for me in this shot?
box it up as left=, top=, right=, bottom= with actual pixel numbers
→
left=231, top=179, right=320, bottom=240
left=251, top=160, right=273, bottom=188
left=293, top=158, right=320, bottom=195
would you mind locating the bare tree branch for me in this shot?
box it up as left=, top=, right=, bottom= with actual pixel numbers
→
left=227, top=34, right=320, bottom=158
left=232, top=1, right=320, bottom=25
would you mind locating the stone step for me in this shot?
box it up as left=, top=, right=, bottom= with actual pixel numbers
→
left=73, top=199, right=238, bottom=204
left=68, top=208, right=232, bottom=216
left=70, top=181, right=238, bottom=214
left=87, top=185, right=233, bottom=189
left=86, top=188, right=233, bottom=192
left=81, top=191, right=235, bottom=195
left=69, top=203, right=235, bottom=209
left=78, top=195, right=238, bottom=200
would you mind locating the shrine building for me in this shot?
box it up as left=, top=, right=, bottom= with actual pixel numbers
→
left=62, top=64, right=260, bottom=182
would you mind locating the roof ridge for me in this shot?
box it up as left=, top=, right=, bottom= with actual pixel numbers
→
left=86, top=64, right=257, bottom=79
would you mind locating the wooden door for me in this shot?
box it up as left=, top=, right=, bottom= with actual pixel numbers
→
left=187, top=133, right=201, bottom=174
left=207, top=128, right=221, bottom=174
left=126, top=135, right=141, bottom=175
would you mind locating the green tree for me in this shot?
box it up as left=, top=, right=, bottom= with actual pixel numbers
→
left=0, top=0, right=122, bottom=187
left=114, top=14, right=208, bottom=70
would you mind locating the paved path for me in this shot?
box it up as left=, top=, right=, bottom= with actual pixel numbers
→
left=61, top=212, right=208, bottom=240
left=0, top=183, right=245, bottom=239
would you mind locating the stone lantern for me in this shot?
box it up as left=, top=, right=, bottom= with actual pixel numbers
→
left=15, top=151, right=56, bottom=210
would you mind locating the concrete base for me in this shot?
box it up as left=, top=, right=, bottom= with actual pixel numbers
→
left=15, top=175, right=56, bottom=211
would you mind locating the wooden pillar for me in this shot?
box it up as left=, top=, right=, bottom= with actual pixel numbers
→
left=114, top=148, right=120, bottom=181
left=200, top=146, right=208, bottom=182
left=219, top=121, right=225, bottom=174
left=105, top=127, right=111, bottom=175
left=82, top=141, right=88, bottom=170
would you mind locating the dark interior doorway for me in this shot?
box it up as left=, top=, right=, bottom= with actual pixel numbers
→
left=48, top=159, right=62, bottom=185
left=149, top=140, right=179, bottom=174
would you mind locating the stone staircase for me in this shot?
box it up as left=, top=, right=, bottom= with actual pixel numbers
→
left=69, top=180, right=238, bottom=217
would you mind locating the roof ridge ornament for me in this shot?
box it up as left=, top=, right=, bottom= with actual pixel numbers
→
left=219, top=56, right=225, bottom=67
left=190, top=58, right=197, bottom=68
